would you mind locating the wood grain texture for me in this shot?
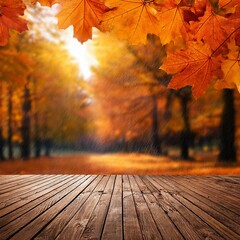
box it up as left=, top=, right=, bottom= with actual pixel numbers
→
left=122, top=175, right=142, bottom=240
left=0, top=175, right=239, bottom=240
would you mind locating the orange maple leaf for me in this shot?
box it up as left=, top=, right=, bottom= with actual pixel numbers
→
left=161, top=41, right=222, bottom=98
left=31, top=0, right=57, bottom=7
left=218, top=0, right=239, bottom=10
left=0, top=0, right=28, bottom=46
left=57, top=0, right=110, bottom=43
left=191, top=1, right=237, bottom=50
left=101, top=0, right=162, bottom=44
left=156, top=0, right=198, bottom=44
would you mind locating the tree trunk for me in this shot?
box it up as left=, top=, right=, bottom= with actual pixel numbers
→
left=151, top=95, right=161, bottom=154
left=0, top=127, right=4, bottom=161
left=42, top=112, right=51, bottom=157
left=44, top=138, right=51, bottom=157
left=180, top=92, right=191, bottom=160
left=32, top=79, right=41, bottom=158
left=7, top=86, right=13, bottom=159
left=21, top=84, right=31, bottom=160
left=34, top=112, right=41, bottom=158
left=0, top=84, right=5, bottom=161
left=219, top=89, right=236, bottom=162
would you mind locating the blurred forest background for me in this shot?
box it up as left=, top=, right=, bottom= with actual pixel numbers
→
left=0, top=3, right=240, bottom=174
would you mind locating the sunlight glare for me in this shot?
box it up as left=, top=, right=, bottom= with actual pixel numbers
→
left=64, top=28, right=97, bottom=80
left=29, top=3, right=97, bottom=80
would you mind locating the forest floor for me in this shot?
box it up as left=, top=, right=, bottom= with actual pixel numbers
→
left=0, top=152, right=240, bottom=175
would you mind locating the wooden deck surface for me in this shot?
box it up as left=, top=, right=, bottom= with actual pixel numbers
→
left=0, top=175, right=239, bottom=240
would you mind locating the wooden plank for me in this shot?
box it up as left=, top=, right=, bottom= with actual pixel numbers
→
left=143, top=176, right=224, bottom=240
left=223, top=176, right=240, bottom=182
left=0, top=175, right=72, bottom=212
left=177, top=176, right=240, bottom=212
left=101, top=175, right=123, bottom=240
left=54, top=175, right=114, bottom=240
left=201, top=176, right=240, bottom=198
left=79, top=175, right=116, bottom=240
left=0, top=175, right=58, bottom=201
left=7, top=175, right=97, bottom=240
left=211, top=176, right=240, bottom=184
left=0, top=175, right=46, bottom=194
left=34, top=175, right=105, bottom=240
left=0, top=175, right=239, bottom=240
left=0, top=175, right=75, bottom=224
left=129, top=175, right=162, bottom=240
left=210, top=175, right=240, bottom=182
left=0, top=175, right=35, bottom=186
left=122, top=175, right=143, bottom=240
left=135, top=176, right=184, bottom=240
left=153, top=176, right=240, bottom=240
left=182, top=176, right=240, bottom=199
left=164, top=176, right=240, bottom=223
left=0, top=175, right=62, bottom=206
left=144, top=176, right=202, bottom=240
left=0, top=175, right=81, bottom=226
left=0, top=175, right=89, bottom=239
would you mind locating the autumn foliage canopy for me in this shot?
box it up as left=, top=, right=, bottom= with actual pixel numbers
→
left=0, top=0, right=239, bottom=98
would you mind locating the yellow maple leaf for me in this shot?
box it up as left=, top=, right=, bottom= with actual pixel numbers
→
left=57, top=0, right=110, bottom=43
left=157, top=0, right=197, bottom=44
left=101, top=0, right=162, bottom=44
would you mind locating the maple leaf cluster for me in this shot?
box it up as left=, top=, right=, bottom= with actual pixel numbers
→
left=0, top=0, right=240, bottom=97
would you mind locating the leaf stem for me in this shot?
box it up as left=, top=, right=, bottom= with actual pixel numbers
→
left=211, top=26, right=240, bottom=57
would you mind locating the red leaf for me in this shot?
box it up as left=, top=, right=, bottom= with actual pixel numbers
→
left=0, top=0, right=28, bottom=46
